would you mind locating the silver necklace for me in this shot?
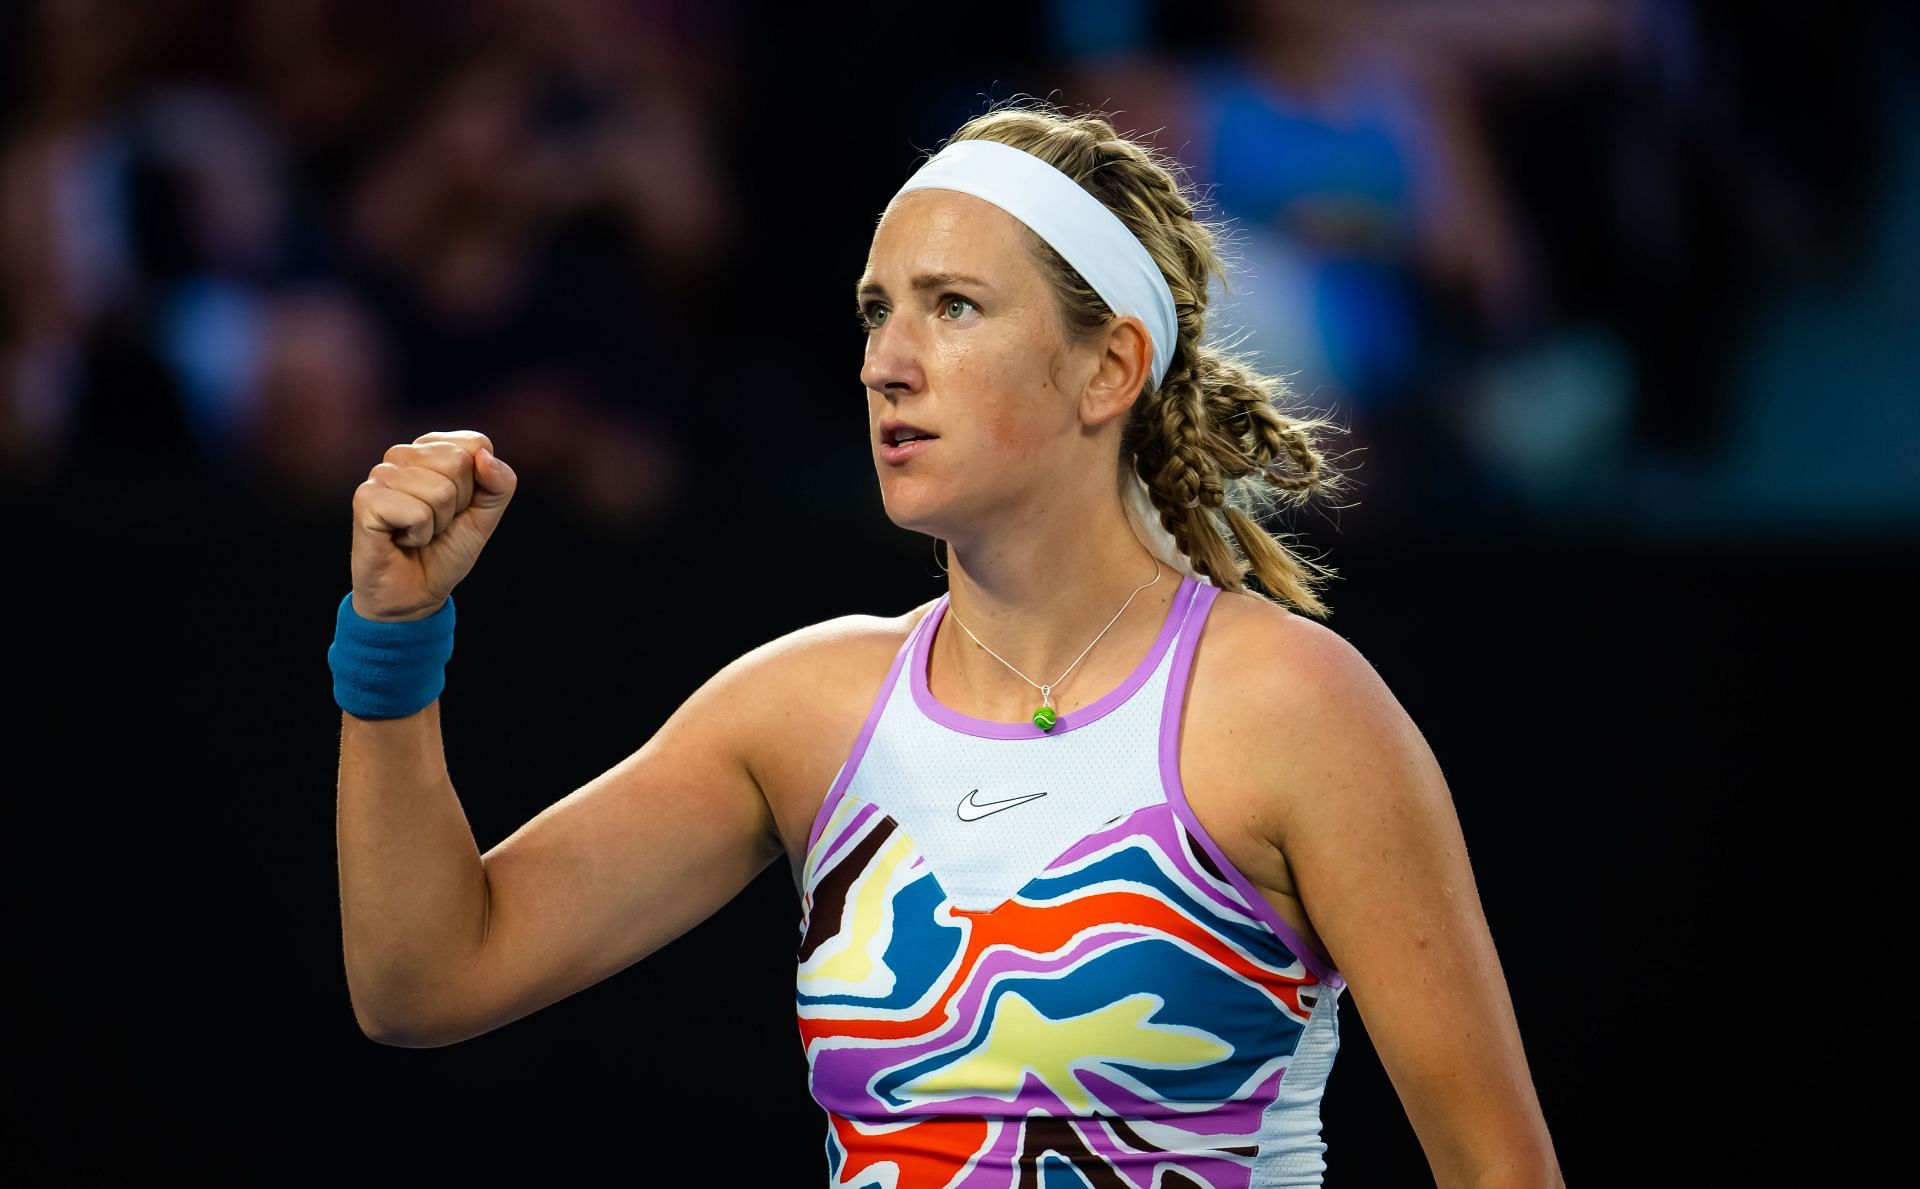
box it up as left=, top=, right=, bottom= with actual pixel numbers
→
left=944, top=558, right=1163, bottom=732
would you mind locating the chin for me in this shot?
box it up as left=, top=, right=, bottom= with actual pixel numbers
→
left=875, top=480, right=956, bottom=539
left=879, top=499, right=944, bottom=538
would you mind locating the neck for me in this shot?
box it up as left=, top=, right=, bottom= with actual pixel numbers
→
left=937, top=495, right=1178, bottom=716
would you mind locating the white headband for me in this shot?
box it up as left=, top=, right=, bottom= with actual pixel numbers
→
left=889, top=138, right=1180, bottom=389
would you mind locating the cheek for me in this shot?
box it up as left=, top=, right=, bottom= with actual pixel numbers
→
left=948, top=332, right=1059, bottom=459
left=979, top=362, right=1069, bottom=462
left=979, top=400, right=1045, bottom=460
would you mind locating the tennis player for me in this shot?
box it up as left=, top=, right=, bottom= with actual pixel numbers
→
left=334, top=100, right=1562, bottom=1187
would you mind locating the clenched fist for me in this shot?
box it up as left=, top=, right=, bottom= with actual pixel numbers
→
left=350, top=430, right=517, bottom=622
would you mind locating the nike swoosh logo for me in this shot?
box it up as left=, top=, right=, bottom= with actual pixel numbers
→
left=956, top=787, right=1049, bottom=822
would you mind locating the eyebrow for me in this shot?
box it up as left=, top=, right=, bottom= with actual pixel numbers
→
left=855, top=272, right=996, bottom=302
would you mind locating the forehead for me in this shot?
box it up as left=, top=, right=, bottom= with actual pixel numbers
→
left=863, top=188, right=1035, bottom=281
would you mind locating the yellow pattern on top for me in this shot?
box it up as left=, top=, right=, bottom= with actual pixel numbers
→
left=800, top=831, right=919, bottom=989
left=896, top=990, right=1232, bottom=1111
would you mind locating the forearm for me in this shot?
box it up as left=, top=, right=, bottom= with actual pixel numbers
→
left=336, top=699, right=489, bottom=1043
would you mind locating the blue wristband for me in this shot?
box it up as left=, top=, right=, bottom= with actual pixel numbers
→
left=328, top=593, right=457, bottom=720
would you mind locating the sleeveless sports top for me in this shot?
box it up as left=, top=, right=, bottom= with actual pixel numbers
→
left=795, top=572, right=1347, bottom=1188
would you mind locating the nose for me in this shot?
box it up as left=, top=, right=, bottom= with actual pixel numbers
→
left=859, top=317, right=923, bottom=398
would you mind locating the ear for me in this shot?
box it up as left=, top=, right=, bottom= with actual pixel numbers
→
left=1079, top=315, right=1154, bottom=430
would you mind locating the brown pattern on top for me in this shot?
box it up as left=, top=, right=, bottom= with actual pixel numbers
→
left=1014, top=1117, right=1132, bottom=1189
left=1100, top=1114, right=1255, bottom=1161
left=797, top=814, right=896, bottom=962
left=1013, top=1115, right=1258, bottom=1187
left=1184, top=825, right=1229, bottom=885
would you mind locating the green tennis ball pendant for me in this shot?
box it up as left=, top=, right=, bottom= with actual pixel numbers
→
left=1032, top=705, right=1058, bottom=731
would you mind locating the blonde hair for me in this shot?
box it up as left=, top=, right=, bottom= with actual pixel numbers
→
left=943, top=98, right=1353, bottom=618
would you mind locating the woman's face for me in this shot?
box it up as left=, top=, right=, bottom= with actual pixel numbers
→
left=857, top=188, right=1097, bottom=540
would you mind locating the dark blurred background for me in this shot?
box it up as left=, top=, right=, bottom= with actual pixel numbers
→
left=4, top=0, right=1912, bottom=1182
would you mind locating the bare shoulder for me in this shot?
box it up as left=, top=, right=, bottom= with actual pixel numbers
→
left=1191, top=588, right=1423, bottom=831
left=733, top=596, right=940, bottom=877
left=1205, top=587, right=1405, bottom=733
left=735, top=596, right=937, bottom=693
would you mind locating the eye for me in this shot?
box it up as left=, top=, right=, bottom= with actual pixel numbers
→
left=855, top=294, right=978, bottom=335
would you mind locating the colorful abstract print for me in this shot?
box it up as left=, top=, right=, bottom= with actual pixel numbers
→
left=796, top=789, right=1327, bottom=1189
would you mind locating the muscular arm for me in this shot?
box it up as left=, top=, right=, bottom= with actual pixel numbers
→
left=1250, top=617, right=1563, bottom=1188
left=339, top=621, right=839, bottom=1048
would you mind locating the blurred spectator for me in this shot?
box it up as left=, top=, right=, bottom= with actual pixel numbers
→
left=1058, top=0, right=1543, bottom=426
left=0, top=0, right=143, bottom=482
left=249, top=286, right=391, bottom=503
left=1044, top=0, right=1908, bottom=536
left=1, top=0, right=736, bottom=530
left=4, top=0, right=1912, bottom=540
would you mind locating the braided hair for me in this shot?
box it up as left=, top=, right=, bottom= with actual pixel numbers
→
left=945, top=98, right=1353, bottom=618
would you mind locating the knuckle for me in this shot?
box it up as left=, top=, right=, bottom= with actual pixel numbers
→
left=413, top=442, right=461, bottom=472
left=415, top=429, right=481, bottom=449
left=427, top=473, right=459, bottom=516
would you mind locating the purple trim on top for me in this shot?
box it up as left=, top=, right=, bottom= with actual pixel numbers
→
left=1158, top=583, right=1345, bottom=989
left=803, top=607, right=933, bottom=859
left=911, top=574, right=1198, bottom=739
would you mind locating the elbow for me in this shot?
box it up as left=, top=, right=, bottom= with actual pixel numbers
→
left=1505, top=1136, right=1564, bottom=1189
left=1457, top=1148, right=1564, bottom=1189
left=1490, top=1165, right=1564, bottom=1189
left=355, top=1008, right=455, bottom=1049
left=352, top=988, right=497, bottom=1049
left=344, top=950, right=475, bottom=1048
left=350, top=989, right=456, bottom=1049
left=343, top=936, right=500, bottom=1048
left=1427, top=1123, right=1561, bottom=1189
left=352, top=997, right=412, bottom=1047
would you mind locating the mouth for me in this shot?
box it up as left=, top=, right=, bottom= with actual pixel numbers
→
left=878, top=421, right=940, bottom=464
left=879, top=422, right=940, bottom=464
left=880, top=423, right=940, bottom=447
left=879, top=435, right=937, bottom=464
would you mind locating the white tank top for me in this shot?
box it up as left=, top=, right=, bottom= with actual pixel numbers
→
left=796, top=572, right=1346, bottom=1186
